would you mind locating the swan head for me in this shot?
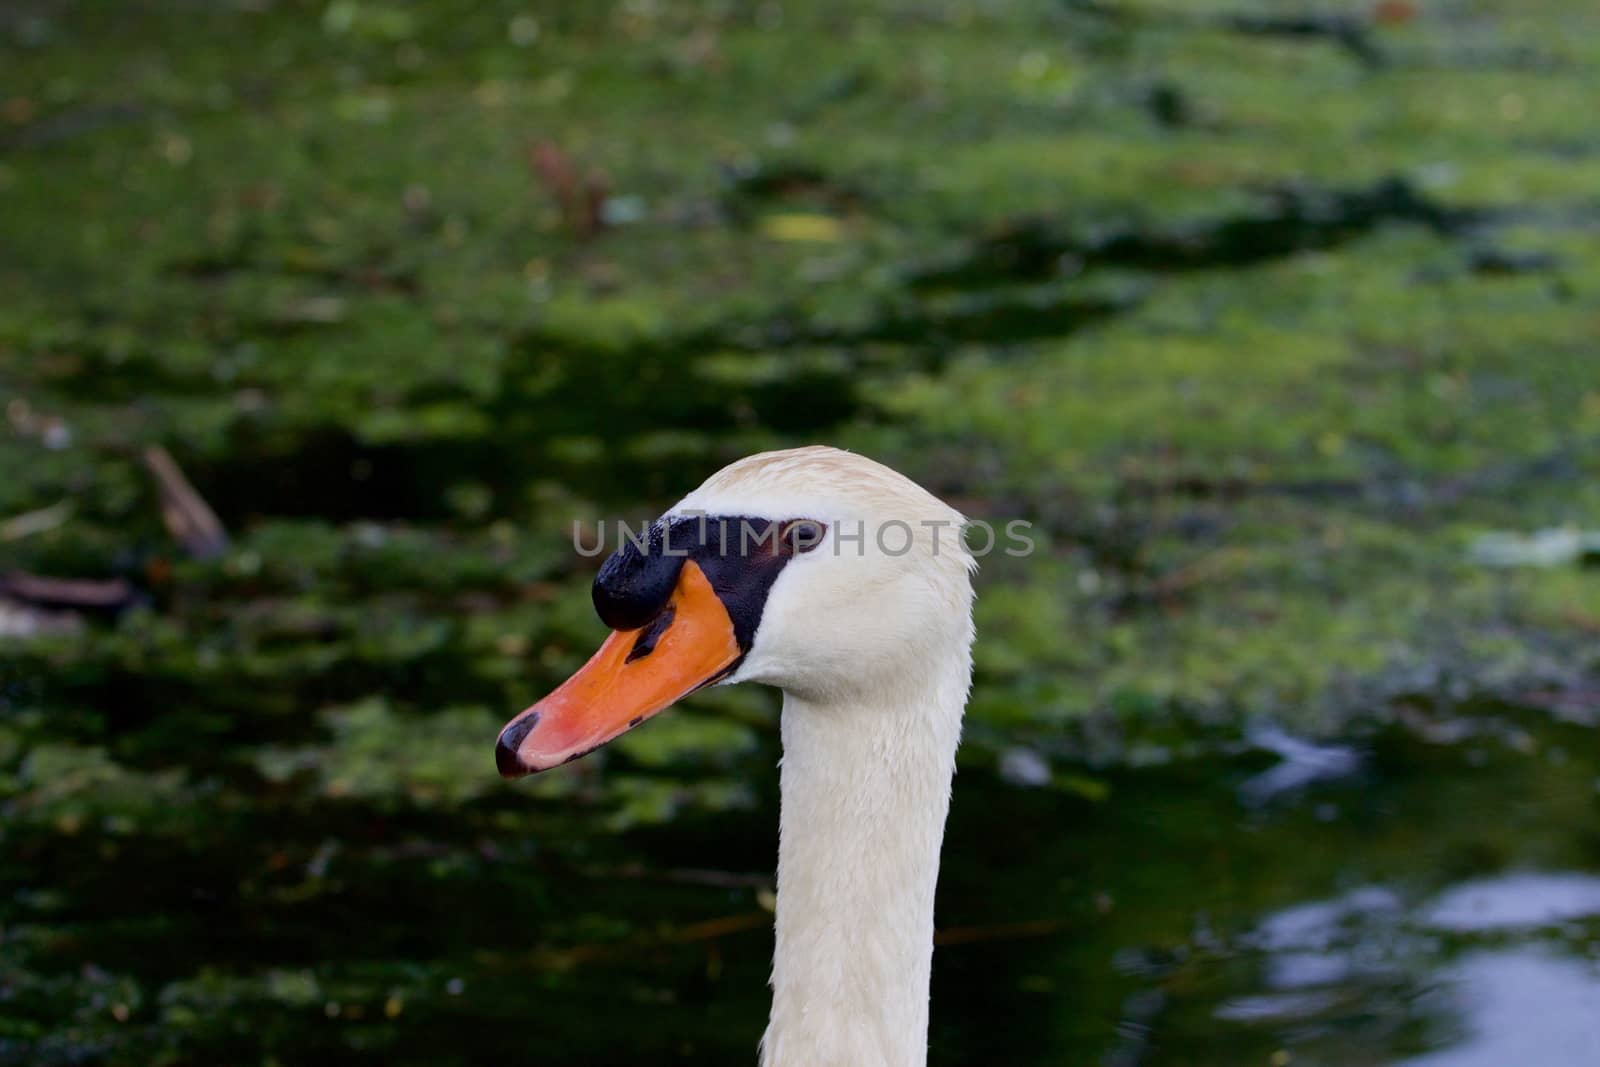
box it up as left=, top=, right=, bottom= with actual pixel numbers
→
left=495, top=446, right=976, bottom=777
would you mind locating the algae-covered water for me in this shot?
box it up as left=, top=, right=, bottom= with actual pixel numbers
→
left=7, top=695, right=1598, bottom=1065
left=4, top=0, right=1600, bottom=1063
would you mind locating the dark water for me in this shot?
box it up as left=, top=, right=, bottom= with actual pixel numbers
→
left=13, top=698, right=1597, bottom=1065
left=535, top=703, right=1600, bottom=1067
left=934, top=708, right=1600, bottom=1067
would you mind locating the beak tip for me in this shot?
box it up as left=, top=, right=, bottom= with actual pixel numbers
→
left=495, top=739, right=528, bottom=779
left=495, top=712, right=540, bottom=779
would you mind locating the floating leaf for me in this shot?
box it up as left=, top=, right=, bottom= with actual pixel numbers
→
left=760, top=213, right=845, bottom=243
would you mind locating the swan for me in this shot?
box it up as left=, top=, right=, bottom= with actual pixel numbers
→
left=496, top=445, right=976, bottom=1067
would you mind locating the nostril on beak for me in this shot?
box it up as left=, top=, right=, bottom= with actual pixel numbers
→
left=495, top=712, right=540, bottom=779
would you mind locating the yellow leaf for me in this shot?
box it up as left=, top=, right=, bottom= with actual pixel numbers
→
left=760, top=213, right=845, bottom=242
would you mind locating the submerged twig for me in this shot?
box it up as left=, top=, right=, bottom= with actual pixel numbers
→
left=527, top=908, right=1067, bottom=973
left=934, top=919, right=1064, bottom=946
left=1146, top=547, right=1253, bottom=600
left=0, top=499, right=74, bottom=542
left=577, top=862, right=774, bottom=891
left=0, top=564, right=137, bottom=639
left=0, top=571, right=135, bottom=609
left=532, top=911, right=771, bottom=970
left=143, top=445, right=229, bottom=560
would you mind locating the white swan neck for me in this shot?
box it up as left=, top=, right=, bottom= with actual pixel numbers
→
left=760, top=672, right=966, bottom=1067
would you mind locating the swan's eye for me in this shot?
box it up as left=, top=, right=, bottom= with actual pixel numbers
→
left=784, top=520, right=826, bottom=554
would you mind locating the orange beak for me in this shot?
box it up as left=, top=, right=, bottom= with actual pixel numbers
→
left=495, top=560, right=742, bottom=777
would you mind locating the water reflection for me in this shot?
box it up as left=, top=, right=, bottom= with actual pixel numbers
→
left=1029, top=709, right=1600, bottom=1067
left=1211, top=873, right=1600, bottom=1065
left=1422, top=871, right=1600, bottom=933
left=1403, top=872, right=1600, bottom=1066
left=1157, top=809, right=1598, bottom=1065
left=1399, top=948, right=1600, bottom=1067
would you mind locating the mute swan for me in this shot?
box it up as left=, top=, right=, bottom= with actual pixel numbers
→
left=496, top=446, right=976, bottom=1067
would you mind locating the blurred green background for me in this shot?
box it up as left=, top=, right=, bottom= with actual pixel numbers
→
left=3, top=1, right=1599, bottom=1064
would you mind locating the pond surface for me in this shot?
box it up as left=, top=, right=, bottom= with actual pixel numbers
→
left=5, top=1, right=1600, bottom=1063
left=929, top=706, right=1600, bottom=1067
left=12, top=698, right=1596, bottom=1066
